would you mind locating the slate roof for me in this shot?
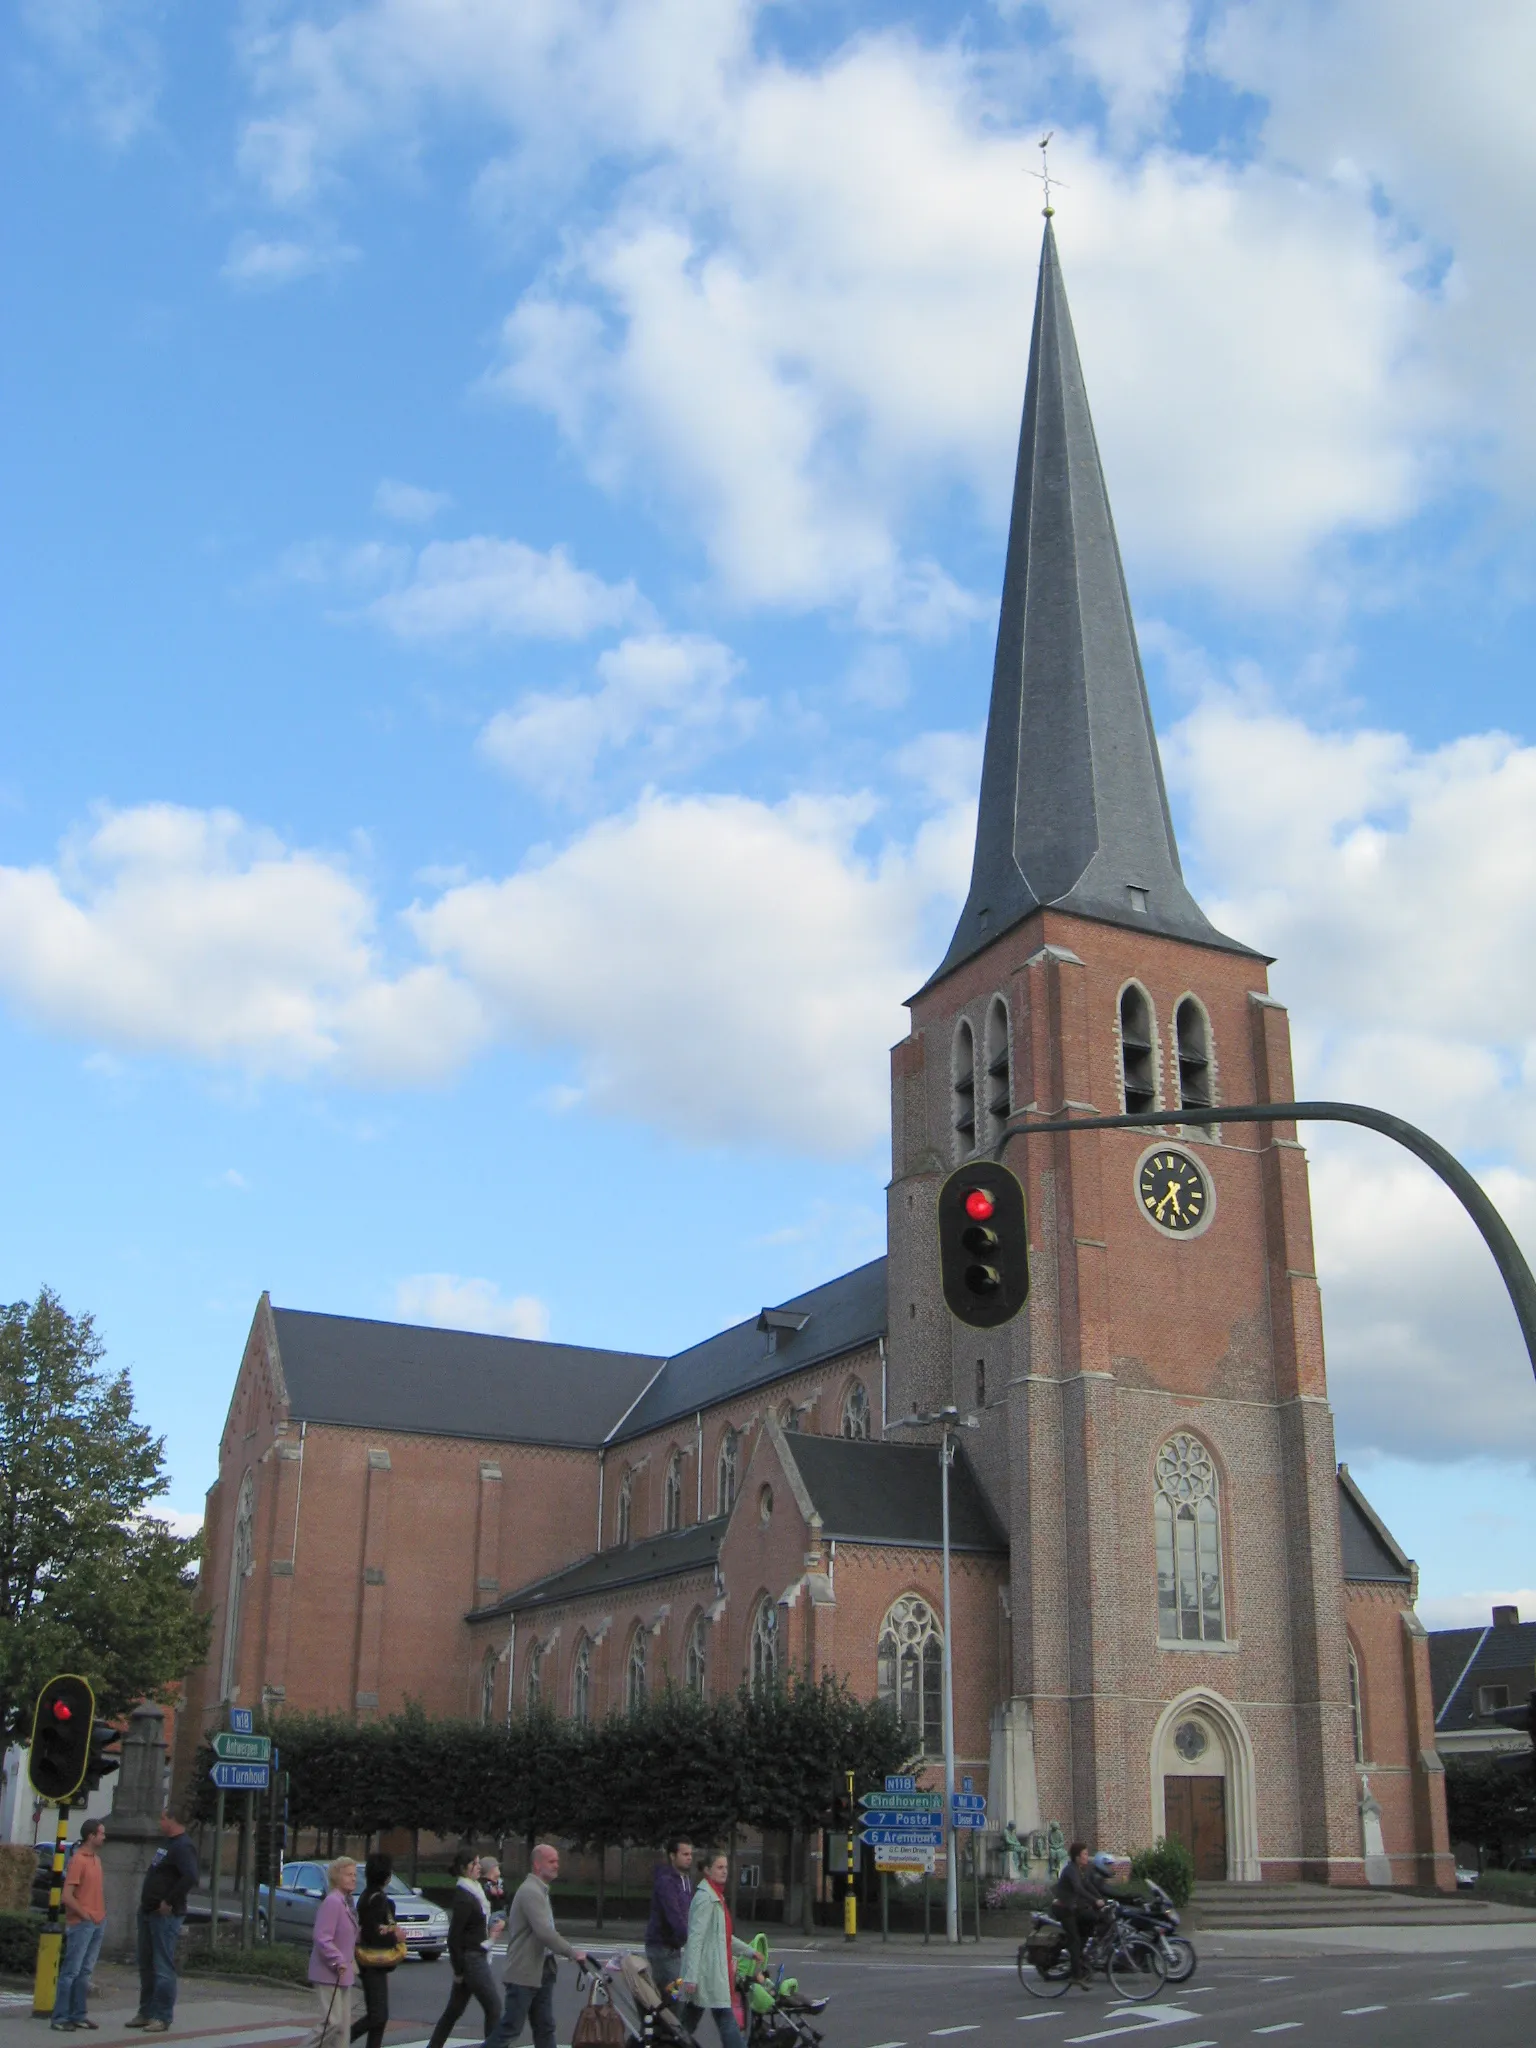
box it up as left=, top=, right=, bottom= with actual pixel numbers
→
left=270, top=1307, right=663, bottom=1449
left=1337, top=1466, right=1413, bottom=1584
left=1430, top=1616, right=1536, bottom=1735
left=610, top=1259, right=887, bottom=1445
left=783, top=1435, right=1008, bottom=1553
left=473, top=1517, right=728, bottom=1621
left=930, top=220, right=1258, bottom=991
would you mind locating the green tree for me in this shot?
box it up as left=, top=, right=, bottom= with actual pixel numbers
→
left=1445, top=1756, right=1536, bottom=1865
left=0, top=1289, right=209, bottom=1744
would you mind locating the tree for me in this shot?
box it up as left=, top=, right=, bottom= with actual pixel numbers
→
left=1445, top=1756, right=1536, bottom=1866
left=0, top=1288, right=210, bottom=1744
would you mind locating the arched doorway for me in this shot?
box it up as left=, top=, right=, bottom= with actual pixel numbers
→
left=1150, top=1689, right=1260, bottom=1883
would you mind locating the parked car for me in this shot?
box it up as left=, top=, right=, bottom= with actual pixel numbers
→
left=1454, top=1865, right=1479, bottom=1889
left=257, top=1861, right=448, bottom=1958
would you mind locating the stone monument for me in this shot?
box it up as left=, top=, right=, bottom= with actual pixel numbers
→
left=99, top=1702, right=170, bottom=1958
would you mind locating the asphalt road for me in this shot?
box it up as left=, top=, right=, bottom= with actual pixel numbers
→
left=379, top=1941, right=1536, bottom=2048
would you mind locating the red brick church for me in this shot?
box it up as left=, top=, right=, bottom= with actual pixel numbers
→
left=179, top=224, right=1451, bottom=1891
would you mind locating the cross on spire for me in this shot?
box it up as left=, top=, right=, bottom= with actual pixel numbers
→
left=1028, top=132, right=1066, bottom=219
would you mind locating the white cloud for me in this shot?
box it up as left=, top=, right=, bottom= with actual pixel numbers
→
left=157, top=1507, right=206, bottom=1540
left=478, top=633, right=756, bottom=800
left=373, top=478, right=452, bottom=523
left=0, top=803, right=487, bottom=1084
left=20, top=0, right=164, bottom=147
left=222, top=233, right=358, bottom=289
left=411, top=782, right=972, bottom=1153
left=1416, top=1587, right=1536, bottom=1630
left=394, top=1273, right=551, bottom=1339
left=367, top=536, right=650, bottom=641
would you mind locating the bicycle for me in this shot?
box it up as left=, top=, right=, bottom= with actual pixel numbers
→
left=1016, top=1904, right=1168, bottom=2002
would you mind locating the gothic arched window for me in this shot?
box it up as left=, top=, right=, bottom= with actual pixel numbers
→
left=1175, top=997, right=1213, bottom=1111
left=616, top=1468, right=633, bottom=1546
left=220, top=1470, right=256, bottom=1702
left=526, top=1639, right=544, bottom=1714
left=952, top=1019, right=977, bottom=1153
left=983, top=995, right=1011, bottom=1141
left=717, top=1429, right=739, bottom=1515
left=877, top=1594, right=943, bottom=1756
left=625, top=1627, right=648, bottom=1712
left=685, top=1613, right=709, bottom=1697
left=840, top=1379, right=870, bottom=1440
left=664, top=1452, right=683, bottom=1533
left=481, top=1647, right=501, bottom=1724
left=571, top=1636, right=592, bottom=1723
left=749, top=1596, right=779, bottom=1693
left=1119, top=984, right=1157, bottom=1116
left=1154, top=1434, right=1226, bottom=1643
left=1347, top=1642, right=1366, bottom=1764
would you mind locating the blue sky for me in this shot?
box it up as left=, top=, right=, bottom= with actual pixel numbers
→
left=4, top=0, right=1535, bottom=1625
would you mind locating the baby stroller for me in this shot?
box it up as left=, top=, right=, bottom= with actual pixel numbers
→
left=736, top=1936, right=828, bottom=2048
left=580, top=1953, right=692, bottom=2048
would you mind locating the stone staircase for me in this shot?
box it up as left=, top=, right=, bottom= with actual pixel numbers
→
left=1186, top=1882, right=1533, bottom=1929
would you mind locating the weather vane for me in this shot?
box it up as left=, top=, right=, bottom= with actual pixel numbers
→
left=1028, top=132, right=1067, bottom=218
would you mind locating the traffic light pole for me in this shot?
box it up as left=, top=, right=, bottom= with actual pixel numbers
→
left=32, top=1803, right=71, bottom=2016
left=939, top=1424, right=959, bottom=1946
left=992, top=1100, right=1536, bottom=1380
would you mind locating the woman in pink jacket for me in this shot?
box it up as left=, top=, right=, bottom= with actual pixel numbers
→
left=305, top=1858, right=360, bottom=2048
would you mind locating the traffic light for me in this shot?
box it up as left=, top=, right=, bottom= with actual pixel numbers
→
left=937, top=1161, right=1029, bottom=1328
left=84, top=1719, right=122, bottom=1793
left=27, top=1676, right=95, bottom=1804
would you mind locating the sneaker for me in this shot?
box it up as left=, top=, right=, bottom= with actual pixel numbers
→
left=142, top=2024, right=171, bottom=2034
left=77, top=2022, right=101, bottom=2030
left=124, top=2020, right=150, bottom=2030
left=50, top=2023, right=77, bottom=2032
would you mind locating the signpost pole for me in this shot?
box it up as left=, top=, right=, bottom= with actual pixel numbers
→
left=32, top=1802, right=71, bottom=2017
left=242, top=1789, right=256, bottom=1951
left=210, top=1789, right=225, bottom=1954
left=881, top=1870, right=888, bottom=1943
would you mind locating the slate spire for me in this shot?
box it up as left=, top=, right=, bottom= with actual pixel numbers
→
left=931, top=222, right=1253, bottom=984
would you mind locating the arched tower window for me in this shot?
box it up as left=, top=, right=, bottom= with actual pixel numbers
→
left=952, top=1019, right=977, bottom=1154
left=616, top=1468, right=633, bottom=1545
left=1119, top=984, right=1158, bottom=1116
left=840, top=1380, right=870, bottom=1440
left=983, top=995, right=1011, bottom=1141
left=1154, top=1434, right=1226, bottom=1643
left=877, top=1594, right=943, bottom=1756
left=625, top=1626, right=647, bottom=1711
left=481, top=1647, right=500, bottom=1724
left=664, top=1452, right=683, bottom=1532
left=526, top=1639, right=544, bottom=1713
left=220, top=1470, right=256, bottom=1702
left=717, top=1429, right=739, bottom=1515
left=1175, top=997, right=1213, bottom=1111
left=571, top=1636, right=592, bottom=1723
left=685, top=1613, right=709, bottom=1697
left=1347, top=1642, right=1366, bottom=1764
left=750, top=1596, right=779, bottom=1693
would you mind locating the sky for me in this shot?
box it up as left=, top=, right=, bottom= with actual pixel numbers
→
left=3, top=0, right=1535, bottom=1630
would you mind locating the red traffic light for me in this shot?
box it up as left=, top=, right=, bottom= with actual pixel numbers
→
left=51, top=1701, right=73, bottom=1721
left=963, top=1187, right=996, bottom=1221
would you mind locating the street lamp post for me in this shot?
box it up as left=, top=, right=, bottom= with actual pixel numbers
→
left=893, top=1402, right=978, bottom=1944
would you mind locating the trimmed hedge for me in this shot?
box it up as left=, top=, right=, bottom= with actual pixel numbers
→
left=1473, top=1869, right=1536, bottom=1908
left=179, top=1934, right=313, bottom=1985
left=0, top=1911, right=42, bottom=1977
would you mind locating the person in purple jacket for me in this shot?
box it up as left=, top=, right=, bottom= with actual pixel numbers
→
left=644, top=1838, right=694, bottom=2007
left=305, top=1858, right=360, bottom=2048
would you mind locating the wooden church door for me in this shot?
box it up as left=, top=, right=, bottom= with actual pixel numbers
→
left=1164, top=1775, right=1228, bottom=1880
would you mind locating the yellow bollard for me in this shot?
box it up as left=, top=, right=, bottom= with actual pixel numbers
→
left=33, top=1805, right=71, bottom=2015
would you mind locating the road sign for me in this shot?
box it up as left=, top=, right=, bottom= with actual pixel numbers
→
left=209, top=1761, right=270, bottom=1792
left=858, top=1827, right=944, bottom=1848
left=950, top=1811, right=986, bottom=1830
left=884, top=1775, right=916, bottom=1793
left=229, top=1708, right=254, bottom=1734
left=211, top=1732, right=272, bottom=1763
left=860, top=1805, right=942, bottom=1828
left=951, top=1793, right=986, bottom=1811
left=874, top=1850, right=936, bottom=1874
left=860, top=1791, right=941, bottom=1811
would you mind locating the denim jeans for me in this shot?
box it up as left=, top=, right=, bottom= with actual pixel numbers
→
left=137, top=1910, right=183, bottom=2023
left=486, top=1956, right=556, bottom=2048
left=426, top=1952, right=501, bottom=2048
left=54, top=1920, right=105, bottom=2024
left=700, top=2008, right=745, bottom=2048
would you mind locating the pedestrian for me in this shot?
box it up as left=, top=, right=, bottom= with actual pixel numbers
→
left=426, top=1852, right=503, bottom=2048
left=479, top=1857, right=507, bottom=1915
left=485, top=1844, right=589, bottom=2048
left=678, top=1849, right=758, bottom=2048
left=644, top=1837, right=693, bottom=2004
left=52, top=1818, right=107, bottom=2033
left=303, top=1858, right=360, bottom=2048
left=1053, top=1842, right=1109, bottom=1989
left=351, top=1853, right=405, bottom=2048
left=126, top=1807, right=199, bottom=2033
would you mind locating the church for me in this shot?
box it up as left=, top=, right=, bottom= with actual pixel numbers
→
left=178, top=223, right=1452, bottom=1893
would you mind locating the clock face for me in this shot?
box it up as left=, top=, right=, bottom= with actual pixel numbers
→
left=1137, top=1149, right=1210, bottom=1235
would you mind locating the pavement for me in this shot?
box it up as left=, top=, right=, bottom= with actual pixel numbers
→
left=6, top=1922, right=1536, bottom=2048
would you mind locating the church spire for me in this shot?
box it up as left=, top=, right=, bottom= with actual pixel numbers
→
left=930, top=222, right=1254, bottom=985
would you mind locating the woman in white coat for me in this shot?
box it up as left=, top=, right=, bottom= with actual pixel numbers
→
left=678, top=1851, right=756, bottom=2048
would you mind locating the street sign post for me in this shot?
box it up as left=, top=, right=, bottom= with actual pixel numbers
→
left=210, top=1761, right=270, bottom=1792
left=212, top=1732, right=272, bottom=1763
left=858, top=1827, right=944, bottom=1848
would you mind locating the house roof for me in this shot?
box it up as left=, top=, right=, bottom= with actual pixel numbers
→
left=473, top=1517, right=728, bottom=1621
left=270, top=1307, right=663, bottom=1449
left=783, top=1434, right=1008, bottom=1553
left=610, top=1259, right=887, bottom=1445
left=1429, top=1615, right=1536, bottom=1734
left=1337, top=1465, right=1413, bottom=1584
left=926, top=220, right=1257, bottom=993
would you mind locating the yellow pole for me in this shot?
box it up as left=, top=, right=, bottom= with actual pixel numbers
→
left=843, top=1770, right=857, bottom=1941
left=32, top=1804, right=71, bottom=2016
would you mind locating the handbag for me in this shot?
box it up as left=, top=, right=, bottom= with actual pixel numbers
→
left=572, top=1976, right=627, bottom=2048
left=356, top=1906, right=407, bottom=1970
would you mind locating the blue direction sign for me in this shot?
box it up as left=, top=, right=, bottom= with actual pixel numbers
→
left=210, top=1761, right=270, bottom=1792
left=860, top=1811, right=940, bottom=1832
left=858, top=1828, right=944, bottom=1848
left=229, top=1708, right=254, bottom=1734
left=951, top=1811, right=986, bottom=1830
left=884, top=1775, right=916, bottom=1793
left=952, top=1794, right=986, bottom=1811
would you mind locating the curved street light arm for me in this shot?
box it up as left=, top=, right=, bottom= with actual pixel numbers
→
left=991, top=1099, right=1536, bottom=1383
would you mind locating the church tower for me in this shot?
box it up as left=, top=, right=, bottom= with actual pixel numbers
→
left=887, top=223, right=1363, bottom=1881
